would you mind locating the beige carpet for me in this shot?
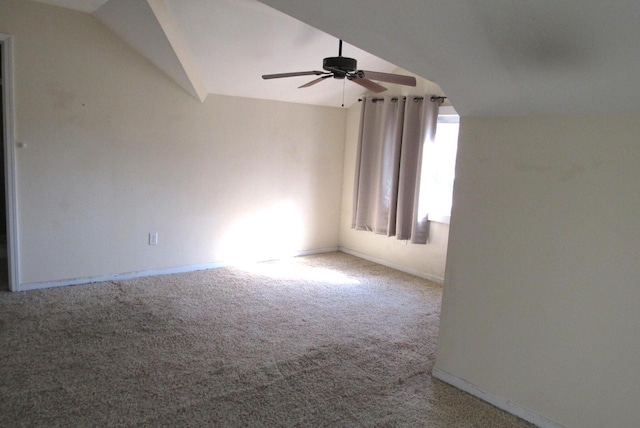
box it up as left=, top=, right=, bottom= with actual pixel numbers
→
left=0, top=252, right=532, bottom=427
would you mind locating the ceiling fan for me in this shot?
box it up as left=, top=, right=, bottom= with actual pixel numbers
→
left=262, top=40, right=417, bottom=93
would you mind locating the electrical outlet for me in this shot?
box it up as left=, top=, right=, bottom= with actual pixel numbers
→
left=149, top=232, right=158, bottom=246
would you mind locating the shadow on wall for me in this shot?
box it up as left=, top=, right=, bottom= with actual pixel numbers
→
left=219, top=201, right=304, bottom=264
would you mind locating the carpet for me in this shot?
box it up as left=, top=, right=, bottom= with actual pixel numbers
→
left=0, top=252, right=532, bottom=427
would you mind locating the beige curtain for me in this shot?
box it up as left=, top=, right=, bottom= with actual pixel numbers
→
left=352, top=96, right=440, bottom=244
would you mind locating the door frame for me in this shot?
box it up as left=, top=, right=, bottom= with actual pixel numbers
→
left=1, top=33, right=21, bottom=292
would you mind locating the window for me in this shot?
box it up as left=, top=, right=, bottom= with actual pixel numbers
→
left=418, top=109, right=459, bottom=224
left=352, top=97, right=458, bottom=243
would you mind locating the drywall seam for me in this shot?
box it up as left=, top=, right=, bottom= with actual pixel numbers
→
left=146, top=0, right=208, bottom=102
left=19, top=247, right=339, bottom=291
left=339, top=247, right=444, bottom=283
left=432, top=368, right=568, bottom=428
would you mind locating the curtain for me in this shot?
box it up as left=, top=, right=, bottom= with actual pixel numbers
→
left=352, top=96, right=440, bottom=244
left=352, top=97, right=404, bottom=236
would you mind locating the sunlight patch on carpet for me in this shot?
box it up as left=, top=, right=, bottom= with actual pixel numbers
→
left=235, top=259, right=361, bottom=286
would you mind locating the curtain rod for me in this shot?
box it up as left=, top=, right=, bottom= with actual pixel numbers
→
left=358, top=96, right=447, bottom=103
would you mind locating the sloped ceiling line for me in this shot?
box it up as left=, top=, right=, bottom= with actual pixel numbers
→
left=146, top=0, right=208, bottom=102
left=94, top=0, right=205, bottom=101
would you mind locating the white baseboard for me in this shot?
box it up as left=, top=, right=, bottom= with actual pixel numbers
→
left=339, top=247, right=444, bottom=284
left=290, top=247, right=338, bottom=257
left=18, top=247, right=339, bottom=291
left=432, top=367, right=567, bottom=428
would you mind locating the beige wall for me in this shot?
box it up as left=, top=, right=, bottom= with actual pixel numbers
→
left=1, top=0, right=346, bottom=286
left=436, top=114, right=640, bottom=427
left=338, top=70, right=451, bottom=282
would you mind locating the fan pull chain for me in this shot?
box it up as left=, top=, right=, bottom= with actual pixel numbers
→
left=342, top=78, right=346, bottom=108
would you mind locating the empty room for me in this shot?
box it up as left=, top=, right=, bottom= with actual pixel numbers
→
left=1, top=1, right=639, bottom=427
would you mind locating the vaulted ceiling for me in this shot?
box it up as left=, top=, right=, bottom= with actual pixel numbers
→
left=34, top=0, right=640, bottom=116
left=34, top=0, right=408, bottom=108
left=261, top=0, right=640, bottom=116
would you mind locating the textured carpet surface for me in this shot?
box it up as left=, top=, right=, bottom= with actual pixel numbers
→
left=0, top=252, right=532, bottom=427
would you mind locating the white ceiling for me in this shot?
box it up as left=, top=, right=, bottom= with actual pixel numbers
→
left=35, top=0, right=107, bottom=13
left=35, top=0, right=405, bottom=108
left=33, top=0, right=640, bottom=116
left=164, top=0, right=399, bottom=107
left=260, top=0, right=640, bottom=116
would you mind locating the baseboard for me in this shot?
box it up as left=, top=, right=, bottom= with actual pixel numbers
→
left=431, top=367, right=567, bottom=428
left=339, top=247, right=444, bottom=284
left=18, top=247, right=340, bottom=291
left=291, top=247, right=339, bottom=257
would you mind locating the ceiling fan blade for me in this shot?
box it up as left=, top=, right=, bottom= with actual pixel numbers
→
left=299, top=75, right=333, bottom=88
left=262, top=71, right=325, bottom=80
left=360, top=70, right=417, bottom=87
left=350, top=77, right=387, bottom=93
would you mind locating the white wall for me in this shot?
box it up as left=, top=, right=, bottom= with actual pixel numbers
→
left=0, top=0, right=346, bottom=286
left=436, top=114, right=640, bottom=428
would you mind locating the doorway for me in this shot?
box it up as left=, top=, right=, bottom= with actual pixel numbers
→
left=0, top=42, right=7, bottom=290
left=0, top=33, right=19, bottom=292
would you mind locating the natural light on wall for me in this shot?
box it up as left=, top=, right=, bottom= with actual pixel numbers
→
left=418, top=112, right=459, bottom=224
left=219, top=201, right=304, bottom=264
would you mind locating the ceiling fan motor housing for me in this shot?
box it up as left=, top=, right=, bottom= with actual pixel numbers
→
left=323, top=56, right=357, bottom=78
